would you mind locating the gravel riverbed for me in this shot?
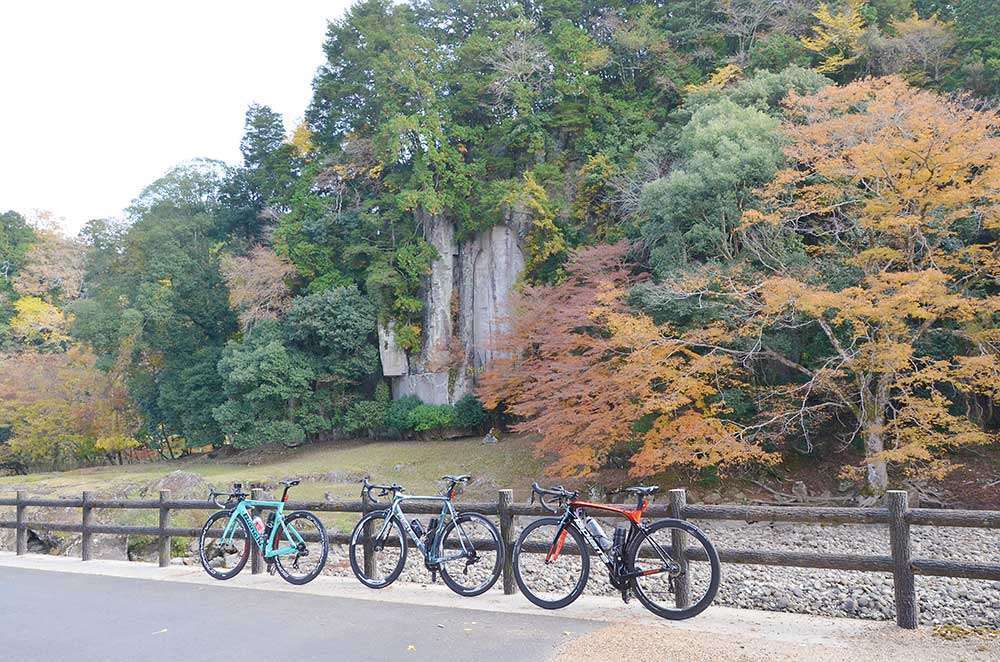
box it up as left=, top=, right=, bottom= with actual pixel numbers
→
left=315, top=518, right=999, bottom=628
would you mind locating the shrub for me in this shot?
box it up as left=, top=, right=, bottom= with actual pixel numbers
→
left=342, top=382, right=391, bottom=438
left=343, top=399, right=388, bottom=438
left=452, top=394, right=486, bottom=430
left=408, top=404, right=455, bottom=433
left=385, top=395, right=421, bottom=436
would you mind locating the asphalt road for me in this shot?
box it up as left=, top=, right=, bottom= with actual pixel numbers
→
left=0, top=567, right=598, bottom=662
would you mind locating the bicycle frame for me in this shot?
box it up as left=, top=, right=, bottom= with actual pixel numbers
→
left=547, top=497, right=674, bottom=582
left=373, top=494, right=473, bottom=565
left=220, top=499, right=305, bottom=559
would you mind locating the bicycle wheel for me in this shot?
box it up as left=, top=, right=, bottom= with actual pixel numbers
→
left=438, top=513, right=503, bottom=597
left=626, top=518, right=720, bottom=620
left=273, top=511, right=329, bottom=585
left=512, top=517, right=589, bottom=609
left=348, top=510, right=407, bottom=588
left=198, top=510, right=252, bottom=580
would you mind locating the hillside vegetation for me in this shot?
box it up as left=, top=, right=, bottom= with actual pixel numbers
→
left=1, top=0, right=997, bottom=499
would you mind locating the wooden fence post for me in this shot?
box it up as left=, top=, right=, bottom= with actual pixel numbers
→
left=887, top=490, right=917, bottom=628
left=361, top=487, right=374, bottom=578
left=669, top=488, right=691, bottom=609
left=15, top=490, right=26, bottom=555
left=251, top=487, right=264, bottom=575
left=81, top=491, right=93, bottom=561
left=498, top=489, right=516, bottom=595
left=158, top=490, right=171, bottom=568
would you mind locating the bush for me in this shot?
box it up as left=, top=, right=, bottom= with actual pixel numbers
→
left=408, top=404, right=455, bottom=433
left=343, top=400, right=388, bottom=438
left=343, top=382, right=391, bottom=438
left=452, top=394, right=486, bottom=430
left=385, top=395, right=421, bottom=436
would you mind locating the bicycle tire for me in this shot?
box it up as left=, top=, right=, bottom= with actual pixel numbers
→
left=198, top=509, right=252, bottom=580
left=512, top=516, right=589, bottom=609
left=348, top=510, right=407, bottom=589
left=438, top=512, right=503, bottom=597
left=625, top=518, right=720, bottom=620
left=273, top=510, right=329, bottom=585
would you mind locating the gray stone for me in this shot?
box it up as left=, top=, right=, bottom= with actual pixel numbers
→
left=391, top=373, right=451, bottom=405
left=416, top=208, right=455, bottom=373
left=468, top=224, right=524, bottom=369
left=378, top=321, right=409, bottom=377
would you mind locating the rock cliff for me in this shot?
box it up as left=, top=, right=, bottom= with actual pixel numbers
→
left=384, top=208, right=526, bottom=404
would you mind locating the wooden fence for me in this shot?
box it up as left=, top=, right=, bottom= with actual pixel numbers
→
left=1, top=487, right=997, bottom=629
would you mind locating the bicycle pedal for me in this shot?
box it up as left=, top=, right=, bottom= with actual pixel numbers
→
left=267, top=562, right=276, bottom=576
left=430, top=569, right=438, bottom=583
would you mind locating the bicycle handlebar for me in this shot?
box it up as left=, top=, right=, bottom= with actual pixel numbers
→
left=361, top=478, right=404, bottom=501
left=208, top=485, right=248, bottom=509
left=530, top=482, right=578, bottom=514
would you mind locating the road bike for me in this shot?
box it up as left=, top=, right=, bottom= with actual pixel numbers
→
left=198, top=479, right=329, bottom=585
left=512, top=482, right=720, bottom=620
left=348, top=475, right=503, bottom=596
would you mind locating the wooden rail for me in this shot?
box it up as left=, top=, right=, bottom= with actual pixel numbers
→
left=1, top=488, right=997, bottom=629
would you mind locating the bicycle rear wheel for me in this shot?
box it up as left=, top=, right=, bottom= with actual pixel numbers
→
left=512, top=517, right=589, bottom=609
left=348, top=511, right=407, bottom=588
left=626, top=518, right=720, bottom=620
left=273, top=511, right=329, bottom=585
left=198, top=510, right=252, bottom=580
left=438, top=513, right=503, bottom=597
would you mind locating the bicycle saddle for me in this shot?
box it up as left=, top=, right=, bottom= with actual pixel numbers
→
left=280, top=479, right=301, bottom=487
left=625, top=486, right=659, bottom=496
left=442, top=474, right=471, bottom=483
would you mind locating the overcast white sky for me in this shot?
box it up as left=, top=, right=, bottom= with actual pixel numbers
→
left=0, top=0, right=352, bottom=235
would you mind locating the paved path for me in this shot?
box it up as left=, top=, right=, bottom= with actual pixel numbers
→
left=0, top=566, right=597, bottom=662
left=0, top=553, right=995, bottom=661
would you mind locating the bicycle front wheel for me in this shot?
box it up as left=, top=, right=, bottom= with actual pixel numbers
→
left=273, top=511, right=329, bottom=585
left=512, top=517, right=589, bottom=609
left=198, top=509, right=252, bottom=580
left=438, top=513, right=503, bottom=597
left=626, top=518, right=720, bottom=620
left=348, top=511, right=407, bottom=588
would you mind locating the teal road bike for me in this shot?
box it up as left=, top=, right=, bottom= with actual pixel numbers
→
left=198, top=479, right=329, bottom=585
left=349, top=476, right=503, bottom=596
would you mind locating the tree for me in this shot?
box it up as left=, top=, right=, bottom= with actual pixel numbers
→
left=719, top=0, right=785, bottom=64
left=13, top=230, right=86, bottom=303
left=736, top=77, right=998, bottom=492
left=889, top=13, right=956, bottom=84
left=0, top=348, right=139, bottom=468
left=801, top=0, right=868, bottom=74
left=220, top=245, right=297, bottom=330
left=213, top=321, right=316, bottom=448
left=478, top=242, right=778, bottom=477
left=283, top=285, right=379, bottom=380
left=9, top=296, right=69, bottom=349
left=638, top=98, right=783, bottom=270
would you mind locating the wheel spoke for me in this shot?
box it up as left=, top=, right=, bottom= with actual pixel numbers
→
left=629, top=522, right=719, bottom=619
left=514, top=519, right=588, bottom=609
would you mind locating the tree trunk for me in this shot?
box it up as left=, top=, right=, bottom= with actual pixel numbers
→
left=862, top=422, right=888, bottom=495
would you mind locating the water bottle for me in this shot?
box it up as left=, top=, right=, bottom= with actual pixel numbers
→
left=253, top=514, right=265, bottom=536
left=410, top=518, right=424, bottom=538
left=585, top=517, right=613, bottom=551
left=612, top=523, right=628, bottom=552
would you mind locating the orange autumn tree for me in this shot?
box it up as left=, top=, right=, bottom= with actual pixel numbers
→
left=477, top=242, right=778, bottom=478
left=738, top=76, right=999, bottom=493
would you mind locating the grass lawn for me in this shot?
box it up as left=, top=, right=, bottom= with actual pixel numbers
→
left=0, top=436, right=546, bottom=534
